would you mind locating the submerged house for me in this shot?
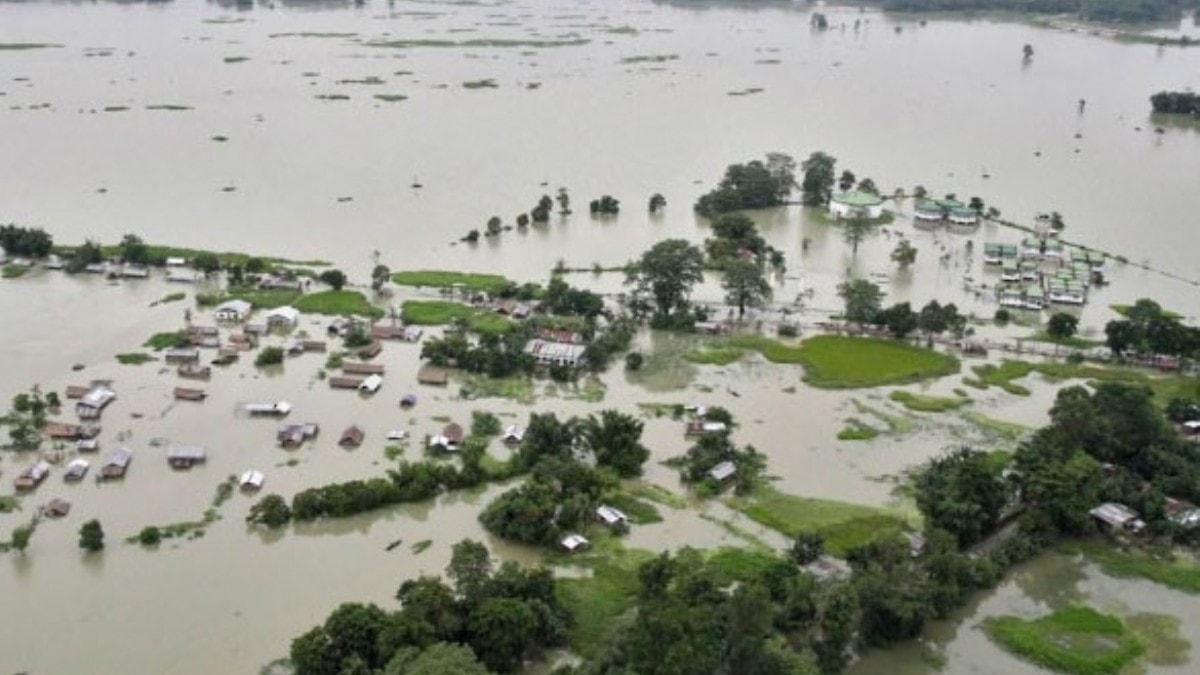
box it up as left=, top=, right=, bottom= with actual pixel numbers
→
left=829, top=190, right=885, bottom=220
left=101, top=448, right=133, bottom=479
left=245, top=401, right=292, bottom=417
left=277, top=423, right=319, bottom=448
left=214, top=299, right=253, bottom=322
left=339, top=425, right=365, bottom=448
left=503, top=425, right=525, bottom=445
left=65, top=458, right=90, bottom=482
left=167, top=446, right=207, bottom=469
left=265, top=306, right=301, bottom=330
left=708, top=461, right=737, bottom=483
left=596, top=505, right=629, bottom=528
left=240, top=470, right=265, bottom=492
left=524, top=339, right=587, bottom=368
left=343, top=362, right=385, bottom=376
left=173, top=387, right=207, bottom=401
left=560, top=534, right=590, bottom=553
left=14, top=460, right=51, bottom=491
left=359, top=374, right=384, bottom=394
left=417, top=365, right=449, bottom=386
left=1089, top=502, right=1145, bottom=534
left=76, top=385, right=116, bottom=420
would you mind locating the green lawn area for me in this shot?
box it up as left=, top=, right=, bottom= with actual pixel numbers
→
left=837, top=420, right=879, bottom=441
left=1070, top=542, right=1200, bottom=594
left=401, top=300, right=512, bottom=335
left=726, top=484, right=913, bottom=555
left=984, top=605, right=1145, bottom=675
left=295, top=290, right=383, bottom=318
left=391, top=270, right=511, bottom=294
left=791, top=335, right=959, bottom=388
left=686, top=334, right=959, bottom=388
left=116, top=352, right=156, bottom=365
left=889, top=390, right=970, bottom=412
left=625, top=481, right=689, bottom=509
left=967, top=359, right=1200, bottom=408
left=143, top=330, right=188, bottom=351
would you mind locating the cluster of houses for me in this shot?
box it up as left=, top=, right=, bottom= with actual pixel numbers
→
left=914, top=197, right=980, bottom=226
left=985, top=234, right=1103, bottom=311
left=1090, top=497, right=1200, bottom=537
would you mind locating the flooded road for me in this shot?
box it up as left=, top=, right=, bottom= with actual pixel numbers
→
left=2, top=0, right=1200, bottom=673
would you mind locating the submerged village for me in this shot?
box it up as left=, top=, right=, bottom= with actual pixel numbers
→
left=3, top=0, right=1200, bottom=674
left=5, top=149, right=1200, bottom=675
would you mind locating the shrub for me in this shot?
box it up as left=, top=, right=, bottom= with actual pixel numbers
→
left=255, top=347, right=284, bottom=367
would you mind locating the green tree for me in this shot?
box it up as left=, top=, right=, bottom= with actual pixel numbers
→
left=10, top=522, right=34, bottom=553
left=119, top=234, right=149, bottom=264
left=878, top=302, right=918, bottom=338
left=721, top=259, right=772, bottom=318
left=814, top=583, right=858, bottom=673
left=837, top=279, right=883, bottom=326
left=800, top=152, right=836, bottom=206
left=319, top=269, right=347, bottom=290
left=556, top=188, right=571, bottom=215
left=857, top=177, right=878, bottom=194
left=447, top=539, right=492, bottom=603
left=247, top=494, right=292, bottom=528
left=79, top=519, right=104, bottom=552
left=467, top=597, right=538, bottom=672
left=918, top=300, right=948, bottom=335
left=625, top=239, right=705, bottom=317
left=371, top=264, right=391, bottom=293
left=1046, top=312, right=1079, bottom=347
left=842, top=218, right=872, bottom=256
left=256, top=346, right=284, bottom=367
left=790, top=531, right=825, bottom=565
left=649, top=193, right=666, bottom=213
left=193, top=252, right=221, bottom=275
left=915, top=447, right=1010, bottom=547
left=486, top=217, right=502, bottom=236
left=581, top=410, right=649, bottom=477
left=891, top=240, right=917, bottom=269
left=384, top=643, right=489, bottom=675
left=838, top=170, right=856, bottom=192
left=65, top=239, right=103, bottom=273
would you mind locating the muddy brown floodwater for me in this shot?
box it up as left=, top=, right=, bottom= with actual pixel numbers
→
left=1, top=0, right=1199, bottom=673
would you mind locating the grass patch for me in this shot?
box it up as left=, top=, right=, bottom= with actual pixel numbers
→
left=792, top=336, right=959, bottom=388
left=150, top=292, right=186, bottom=307
left=0, top=43, right=63, bottom=50
left=706, top=546, right=780, bottom=584
left=961, top=412, right=1032, bottom=442
left=374, top=94, right=408, bottom=102
left=626, top=482, right=688, bottom=509
left=984, top=605, right=1144, bottom=675
left=126, top=509, right=221, bottom=544
left=294, top=290, right=383, bottom=318
left=837, top=420, right=879, bottom=441
left=1070, top=542, right=1200, bottom=594
left=889, top=390, right=970, bottom=412
left=401, top=300, right=511, bottom=334
left=727, top=484, right=912, bottom=555
left=969, top=359, right=1200, bottom=408
left=2, top=265, right=28, bottom=279
left=1124, top=613, right=1191, bottom=666
left=391, top=270, right=510, bottom=294
left=605, top=492, right=662, bottom=524
left=116, top=352, right=156, bottom=365
left=0, top=496, right=19, bottom=513
left=852, top=399, right=915, bottom=434
left=555, top=539, right=653, bottom=659
left=684, top=345, right=744, bottom=365
left=460, top=374, right=535, bottom=404
left=57, top=243, right=328, bottom=268
left=411, top=539, right=433, bottom=555
left=143, top=330, right=188, bottom=351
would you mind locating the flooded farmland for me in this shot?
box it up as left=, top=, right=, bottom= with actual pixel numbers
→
left=2, top=0, right=1200, bottom=674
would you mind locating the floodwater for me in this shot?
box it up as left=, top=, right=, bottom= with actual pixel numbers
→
left=2, top=0, right=1200, bottom=673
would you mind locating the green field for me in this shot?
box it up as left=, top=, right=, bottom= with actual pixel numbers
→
left=400, top=300, right=512, bottom=334
left=968, top=359, right=1200, bottom=407
left=727, top=485, right=913, bottom=555
left=889, top=390, right=970, bottom=412
left=984, top=605, right=1144, bottom=675
left=837, top=420, right=880, bottom=441
left=294, top=290, right=383, bottom=318
left=1070, top=542, right=1200, bottom=594
left=391, top=270, right=511, bottom=294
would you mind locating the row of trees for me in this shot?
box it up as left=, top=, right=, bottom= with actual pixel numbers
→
left=694, top=153, right=797, bottom=217
left=1150, top=90, right=1200, bottom=115
left=0, top=224, right=54, bottom=257
left=879, top=0, right=1190, bottom=24
left=1105, top=298, right=1200, bottom=359
left=291, top=539, right=570, bottom=674
left=836, top=279, right=966, bottom=339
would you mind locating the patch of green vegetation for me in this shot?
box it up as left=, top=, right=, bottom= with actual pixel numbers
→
left=125, top=509, right=220, bottom=544
left=2, top=265, right=28, bottom=279
left=401, top=300, right=511, bottom=334
left=961, top=412, right=1032, bottom=442
left=556, top=541, right=651, bottom=659
left=103, top=106, right=129, bottom=112
left=1070, top=542, right=1200, bottom=594
left=116, top=352, right=156, bottom=365
left=391, top=270, right=511, bottom=294
left=1027, top=332, right=1103, bottom=350
left=837, top=419, right=879, bottom=441
left=851, top=399, right=915, bottom=434
left=368, top=38, right=591, bottom=49
left=338, top=76, right=385, bottom=85
left=0, top=496, right=18, bottom=514
left=59, top=243, right=328, bottom=268
left=143, top=330, right=188, bottom=351
left=889, top=390, right=970, bottom=413
left=605, top=492, right=662, bottom=524
left=705, top=546, right=781, bottom=584
left=0, top=43, right=63, bottom=50
left=462, top=78, right=498, bottom=89
left=1124, top=613, right=1191, bottom=666
left=626, top=482, right=688, bottom=509
left=1111, top=304, right=1182, bottom=320
left=727, top=484, right=913, bottom=555
left=150, top=292, right=186, bottom=307
left=984, top=605, right=1144, bottom=675
left=969, top=359, right=1200, bottom=408
left=145, top=104, right=193, bottom=111
left=699, top=514, right=770, bottom=548
left=411, top=539, right=433, bottom=555
left=223, top=56, right=250, bottom=63
left=294, top=290, right=383, bottom=318
left=791, top=335, right=960, bottom=388
left=374, top=94, right=408, bottom=102
left=459, top=374, right=535, bottom=404
left=619, top=53, right=680, bottom=64
left=684, top=345, right=744, bottom=365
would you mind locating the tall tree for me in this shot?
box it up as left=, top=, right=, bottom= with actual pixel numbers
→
left=891, top=240, right=917, bottom=269
left=842, top=218, right=872, bottom=256
left=722, top=259, right=772, bottom=317
left=837, top=279, right=883, bottom=326
left=626, top=239, right=705, bottom=316
left=800, top=152, right=836, bottom=206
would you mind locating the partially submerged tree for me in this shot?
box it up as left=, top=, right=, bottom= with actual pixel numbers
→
left=721, top=259, right=772, bottom=318
left=837, top=279, right=883, bottom=326
left=625, top=239, right=705, bottom=317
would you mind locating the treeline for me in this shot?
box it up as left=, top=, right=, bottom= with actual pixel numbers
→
left=290, top=540, right=570, bottom=674
left=0, top=225, right=53, bottom=258
left=694, top=153, right=796, bottom=217
left=880, top=0, right=1195, bottom=24
left=1105, top=298, right=1200, bottom=358
left=1151, top=90, right=1200, bottom=115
